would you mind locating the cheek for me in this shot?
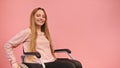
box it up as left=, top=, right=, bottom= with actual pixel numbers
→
left=34, top=17, right=39, bottom=20
left=43, top=18, right=46, bottom=21
left=34, top=18, right=39, bottom=23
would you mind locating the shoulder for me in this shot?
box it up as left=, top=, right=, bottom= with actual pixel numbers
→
left=18, top=28, right=31, bottom=35
left=24, top=28, right=31, bottom=33
left=7, top=28, right=31, bottom=43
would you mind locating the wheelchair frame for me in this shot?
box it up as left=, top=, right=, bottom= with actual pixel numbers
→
left=21, top=49, right=74, bottom=68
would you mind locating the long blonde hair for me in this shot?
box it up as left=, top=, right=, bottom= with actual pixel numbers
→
left=29, top=7, right=55, bottom=57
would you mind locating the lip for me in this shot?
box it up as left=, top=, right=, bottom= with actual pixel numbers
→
left=37, top=20, right=43, bottom=22
left=38, top=21, right=44, bottom=24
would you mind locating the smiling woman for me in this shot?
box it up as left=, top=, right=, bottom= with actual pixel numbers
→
left=4, top=7, right=82, bottom=68
left=1, top=0, right=120, bottom=68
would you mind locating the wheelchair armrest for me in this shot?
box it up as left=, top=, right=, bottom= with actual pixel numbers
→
left=24, top=52, right=41, bottom=58
left=54, top=49, right=74, bottom=59
left=21, top=52, right=45, bottom=68
left=54, top=49, right=71, bottom=54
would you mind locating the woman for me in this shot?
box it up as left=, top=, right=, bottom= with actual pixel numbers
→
left=4, top=7, right=82, bottom=68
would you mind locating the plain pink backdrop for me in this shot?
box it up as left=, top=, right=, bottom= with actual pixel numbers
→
left=0, top=0, right=120, bottom=68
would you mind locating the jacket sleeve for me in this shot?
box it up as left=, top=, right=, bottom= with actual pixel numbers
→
left=4, top=28, right=30, bottom=65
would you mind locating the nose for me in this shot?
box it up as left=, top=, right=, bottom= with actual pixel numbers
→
left=40, top=17, right=43, bottom=20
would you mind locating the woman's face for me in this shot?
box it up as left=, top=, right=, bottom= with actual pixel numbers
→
left=34, top=9, right=46, bottom=26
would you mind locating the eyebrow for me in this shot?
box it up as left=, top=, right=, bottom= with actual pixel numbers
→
left=36, top=14, right=44, bottom=16
left=36, top=14, right=45, bottom=17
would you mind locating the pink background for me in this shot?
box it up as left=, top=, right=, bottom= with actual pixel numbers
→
left=0, top=0, right=120, bottom=68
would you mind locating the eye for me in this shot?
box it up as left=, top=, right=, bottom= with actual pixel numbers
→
left=42, top=15, right=45, bottom=18
left=36, top=14, right=41, bottom=17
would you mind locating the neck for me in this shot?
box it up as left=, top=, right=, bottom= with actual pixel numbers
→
left=36, top=26, right=42, bottom=33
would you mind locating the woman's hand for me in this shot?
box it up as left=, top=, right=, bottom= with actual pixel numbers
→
left=26, top=56, right=38, bottom=62
left=12, top=63, right=21, bottom=68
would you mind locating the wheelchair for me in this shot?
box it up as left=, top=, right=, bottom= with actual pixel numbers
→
left=21, top=49, right=82, bottom=68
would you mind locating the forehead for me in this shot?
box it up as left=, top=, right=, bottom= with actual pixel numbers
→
left=35, top=9, right=45, bottom=15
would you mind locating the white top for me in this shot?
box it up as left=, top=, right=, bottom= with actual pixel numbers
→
left=4, top=28, right=56, bottom=64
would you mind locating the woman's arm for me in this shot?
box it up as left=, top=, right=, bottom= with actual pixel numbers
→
left=4, top=28, right=30, bottom=67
